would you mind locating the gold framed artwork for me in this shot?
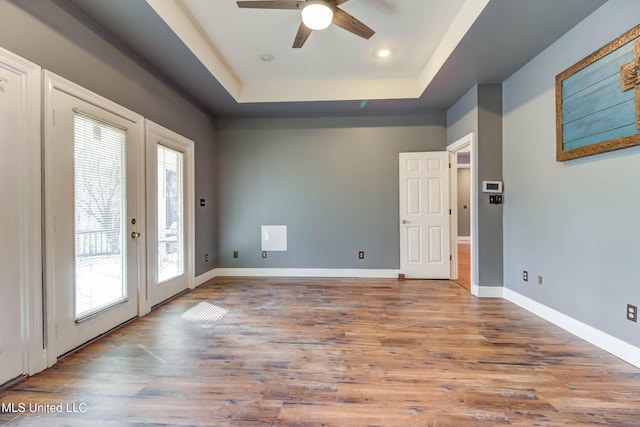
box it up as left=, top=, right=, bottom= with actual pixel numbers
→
left=556, top=24, right=640, bottom=161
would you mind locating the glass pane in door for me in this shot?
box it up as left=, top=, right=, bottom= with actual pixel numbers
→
left=157, top=145, right=184, bottom=282
left=74, top=113, right=127, bottom=319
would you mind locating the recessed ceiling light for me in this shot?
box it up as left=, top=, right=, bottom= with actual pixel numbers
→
left=375, top=49, right=392, bottom=58
left=260, top=53, right=275, bottom=62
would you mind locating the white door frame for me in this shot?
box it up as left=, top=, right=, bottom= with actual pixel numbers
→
left=43, top=71, right=146, bottom=366
left=0, top=47, right=44, bottom=379
left=447, top=133, right=479, bottom=295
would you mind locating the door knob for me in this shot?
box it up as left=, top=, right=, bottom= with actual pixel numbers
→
left=131, top=231, right=141, bottom=239
left=402, top=219, right=411, bottom=224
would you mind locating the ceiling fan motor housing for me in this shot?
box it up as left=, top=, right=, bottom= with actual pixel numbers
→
left=236, top=0, right=374, bottom=48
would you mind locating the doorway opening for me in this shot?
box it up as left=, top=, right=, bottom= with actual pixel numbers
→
left=447, top=133, right=477, bottom=294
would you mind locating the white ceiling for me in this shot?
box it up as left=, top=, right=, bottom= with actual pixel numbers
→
left=183, top=0, right=465, bottom=100
left=64, top=0, right=609, bottom=117
left=149, top=0, right=482, bottom=103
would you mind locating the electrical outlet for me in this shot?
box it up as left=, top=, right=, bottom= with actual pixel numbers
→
left=358, top=251, right=365, bottom=259
left=205, top=253, right=209, bottom=262
left=233, top=250, right=238, bottom=259
left=627, top=304, right=637, bottom=322
left=523, top=270, right=528, bottom=282
left=262, top=251, right=267, bottom=259
left=537, top=275, right=543, bottom=285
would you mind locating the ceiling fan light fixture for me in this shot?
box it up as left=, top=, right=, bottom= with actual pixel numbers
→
left=301, top=2, right=334, bottom=31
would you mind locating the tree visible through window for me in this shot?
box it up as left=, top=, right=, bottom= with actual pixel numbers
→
left=74, top=113, right=127, bottom=318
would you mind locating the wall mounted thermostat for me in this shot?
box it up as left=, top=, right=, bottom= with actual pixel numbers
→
left=482, top=180, right=503, bottom=193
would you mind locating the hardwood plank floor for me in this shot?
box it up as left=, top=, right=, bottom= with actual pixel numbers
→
left=2, top=277, right=639, bottom=426
left=456, top=242, right=471, bottom=291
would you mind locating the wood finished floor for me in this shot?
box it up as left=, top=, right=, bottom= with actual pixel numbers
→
left=2, top=277, right=640, bottom=426
left=456, top=242, right=471, bottom=292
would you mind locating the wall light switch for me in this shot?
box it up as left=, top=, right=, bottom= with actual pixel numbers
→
left=489, top=195, right=503, bottom=204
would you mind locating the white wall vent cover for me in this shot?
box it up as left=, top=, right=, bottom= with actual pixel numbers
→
left=261, top=225, right=287, bottom=251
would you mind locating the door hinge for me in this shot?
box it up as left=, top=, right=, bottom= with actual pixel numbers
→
left=449, top=163, right=451, bottom=169
left=449, top=209, right=452, bottom=215
left=450, top=255, right=452, bottom=261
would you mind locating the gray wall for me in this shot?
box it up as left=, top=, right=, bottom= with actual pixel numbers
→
left=503, top=0, right=640, bottom=346
left=215, top=113, right=446, bottom=268
left=447, top=87, right=478, bottom=146
left=0, top=0, right=217, bottom=275
left=457, top=168, right=470, bottom=237
left=447, top=84, right=504, bottom=286
left=477, top=84, right=504, bottom=286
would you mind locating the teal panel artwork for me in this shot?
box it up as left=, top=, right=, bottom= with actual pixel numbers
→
left=556, top=25, right=640, bottom=161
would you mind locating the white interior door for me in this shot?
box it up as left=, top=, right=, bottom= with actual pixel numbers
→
left=146, top=121, right=194, bottom=308
left=0, top=49, right=40, bottom=385
left=0, top=66, right=24, bottom=385
left=45, top=73, right=144, bottom=358
left=399, top=152, right=451, bottom=279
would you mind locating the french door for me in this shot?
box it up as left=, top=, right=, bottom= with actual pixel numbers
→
left=145, top=121, right=194, bottom=308
left=44, top=73, right=144, bottom=359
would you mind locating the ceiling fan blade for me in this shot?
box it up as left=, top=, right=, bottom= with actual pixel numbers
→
left=293, top=22, right=312, bottom=48
left=332, top=7, right=375, bottom=40
left=334, top=0, right=350, bottom=5
left=236, top=1, right=305, bottom=9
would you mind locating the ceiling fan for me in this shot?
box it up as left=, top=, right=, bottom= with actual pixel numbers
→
left=236, top=0, right=375, bottom=48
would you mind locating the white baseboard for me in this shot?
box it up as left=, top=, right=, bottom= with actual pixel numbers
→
left=195, top=268, right=217, bottom=286
left=457, top=236, right=470, bottom=243
left=503, top=288, right=640, bottom=368
left=471, top=284, right=504, bottom=298
left=213, top=268, right=400, bottom=278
